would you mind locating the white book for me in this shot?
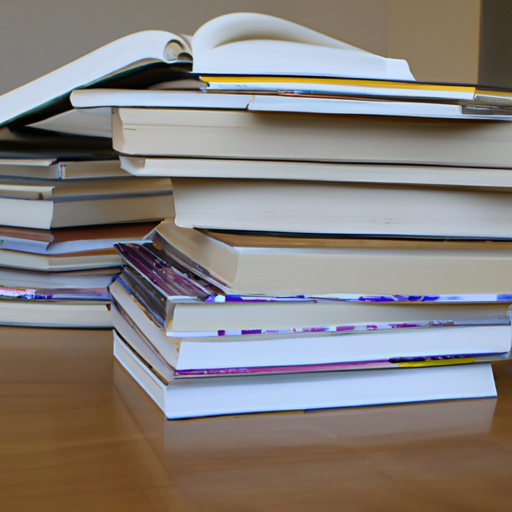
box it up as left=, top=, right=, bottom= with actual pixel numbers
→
left=169, top=177, right=512, bottom=238
left=0, top=248, right=121, bottom=271
left=110, top=107, right=512, bottom=169
left=119, top=157, right=512, bottom=189
left=0, top=266, right=116, bottom=289
left=0, top=13, right=412, bottom=127
left=0, top=222, right=157, bottom=255
left=0, top=158, right=130, bottom=180
left=146, top=220, right=512, bottom=297
left=0, top=176, right=172, bottom=201
left=114, top=363, right=497, bottom=453
left=113, top=331, right=498, bottom=419
left=0, top=191, right=173, bottom=230
left=62, top=88, right=512, bottom=139
left=0, top=299, right=112, bottom=328
left=68, top=89, right=512, bottom=132
left=111, top=270, right=512, bottom=336
left=112, top=292, right=510, bottom=376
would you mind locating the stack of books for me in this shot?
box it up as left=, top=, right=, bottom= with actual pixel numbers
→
left=95, top=14, right=512, bottom=418
left=0, top=130, right=174, bottom=327
left=4, top=13, right=512, bottom=413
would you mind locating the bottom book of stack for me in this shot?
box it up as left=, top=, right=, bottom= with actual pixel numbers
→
left=113, top=322, right=499, bottom=419
left=0, top=267, right=115, bottom=328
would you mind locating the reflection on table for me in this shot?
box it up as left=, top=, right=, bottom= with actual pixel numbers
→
left=1, top=326, right=512, bottom=511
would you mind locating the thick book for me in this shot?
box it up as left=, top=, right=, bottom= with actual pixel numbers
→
left=111, top=107, right=512, bottom=169
left=115, top=362, right=496, bottom=454
left=169, top=176, right=512, bottom=238
left=0, top=299, right=112, bottom=328
left=0, top=13, right=412, bottom=127
left=113, top=330, right=498, bottom=419
left=111, top=263, right=512, bottom=336
left=0, top=179, right=173, bottom=229
left=143, top=220, right=512, bottom=296
left=111, top=287, right=510, bottom=377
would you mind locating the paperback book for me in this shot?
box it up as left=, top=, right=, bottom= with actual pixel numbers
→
left=113, top=330, right=498, bottom=419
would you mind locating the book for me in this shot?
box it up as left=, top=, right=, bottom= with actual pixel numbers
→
left=0, top=158, right=130, bottom=180
left=198, top=74, right=484, bottom=102
left=0, top=248, right=121, bottom=271
left=0, top=126, right=115, bottom=159
left=168, top=177, right=512, bottom=237
left=47, top=90, right=253, bottom=138
left=119, top=156, right=512, bottom=189
left=69, top=88, right=512, bottom=128
left=0, top=180, right=173, bottom=229
left=0, top=176, right=172, bottom=201
left=0, top=299, right=112, bottom=328
left=0, top=222, right=157, bottom=255
left=111, top=288, right=510, bottom=377
left=0, top=266, right=117, bottom=289
left=110, top=107, right=512, bottom=169
left=113, top=330, right=498, bottom=419
left=115, top=361, right=496, bottom=455
left=62, top=88, right=512, bottom=139
left=199, top=76, right=512, bottom=115
left=143, top=220, right=512, bottom=296
left=0, top=12, right=412, bottom=127
left=0, top=284, right=109, bottom=301
left=111, top=264, right=512, bottom=336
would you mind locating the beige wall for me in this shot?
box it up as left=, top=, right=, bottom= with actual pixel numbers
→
left=0, top=0, right=480, bottom=95
left=388, top=0, right=480, bottom=83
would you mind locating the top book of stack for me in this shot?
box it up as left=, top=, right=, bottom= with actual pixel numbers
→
left=3, top=12, right=512, bottom=134
left=0, top=12, right=416, bottom=128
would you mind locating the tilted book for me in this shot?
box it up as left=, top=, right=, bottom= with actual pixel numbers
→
left=112, top=255, right=512, bottom=335
left=111, top=285, right=511, bottom=377
left=141, top=220, right=512, bottom=297
left=0, top=13, right=413, bottom=128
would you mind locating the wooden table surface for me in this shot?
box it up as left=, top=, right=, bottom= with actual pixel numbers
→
left=1, top=326, right=512, bottom=511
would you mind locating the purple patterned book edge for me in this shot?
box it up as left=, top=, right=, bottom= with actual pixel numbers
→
left=168, top=316, right=510, bottom=338
left=0, top=286, right=110, bottom=301
left=116, top=244, right=512, bottom=304
left=174, top=353, right=506, bottom=378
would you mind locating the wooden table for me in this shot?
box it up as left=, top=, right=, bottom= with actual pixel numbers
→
left=1, top=326, right=512, bottom=511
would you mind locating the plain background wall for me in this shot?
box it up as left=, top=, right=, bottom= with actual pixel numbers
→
left=0, top=0, right=481, bottom=95
left=388, top=0, right=480, bottom=83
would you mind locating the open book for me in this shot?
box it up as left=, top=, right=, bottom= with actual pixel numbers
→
left=0, top=12, right=414, bottom=127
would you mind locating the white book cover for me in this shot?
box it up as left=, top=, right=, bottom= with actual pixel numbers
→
left=114, top=363, right=497, bottom=452
left=113, top=332, right=498, bottom=419
left=111, top=287, right=511, bottom=376
left=0, top=13, right=413, bottom=128
left=0, top=300, right=112, bottom=328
